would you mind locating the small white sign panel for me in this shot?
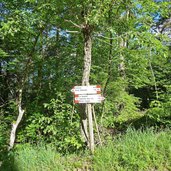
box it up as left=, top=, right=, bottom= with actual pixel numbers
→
left=71, top=85, right=101, bottom=95
left=74, top=94, right=105, bottom=104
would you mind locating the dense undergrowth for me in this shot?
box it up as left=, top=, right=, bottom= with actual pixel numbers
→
left=1, top=128, right=170, bottom=171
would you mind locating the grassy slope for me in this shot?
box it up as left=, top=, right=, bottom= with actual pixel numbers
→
left=93, top=128, right=171, bottom=171
left=1, top=128, right=171, bottom=171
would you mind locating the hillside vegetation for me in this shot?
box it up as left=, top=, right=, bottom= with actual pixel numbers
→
left=0, top=0, right=171, bottom=170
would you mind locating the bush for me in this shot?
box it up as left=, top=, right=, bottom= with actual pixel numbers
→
left=18, top=93, right=83, bottom=153
left=147, top=99, right=171, bottom=126
left=146, top=85, right=171, bottom=126
left=0, top=111, right=9, bottom=164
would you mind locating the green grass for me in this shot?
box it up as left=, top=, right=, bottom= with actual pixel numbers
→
left=93, top=128, right=171, bottom=171
left=1, top=144, right=65, bottom=171
left=1, top=128, right=171, bottom=171
left=8, top=144, right=64, bottom=171
left=2, top=144, right=91, bottom=171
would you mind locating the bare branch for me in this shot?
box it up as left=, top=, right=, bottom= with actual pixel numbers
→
left=65, top=30, right=80, bottom=33
left=65, top=19, right=82, bottom=28
left=94, top=31, right=133, bottom=40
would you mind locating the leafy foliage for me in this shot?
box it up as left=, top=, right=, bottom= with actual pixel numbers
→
left=147, top=85, right=171, bottom=126
left=0, top=0, right=171, bottom=156
left=18, top=93, right=82, bottom=152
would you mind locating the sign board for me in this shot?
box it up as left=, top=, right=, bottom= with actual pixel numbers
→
left=74, top=94, right=105, bottom=104
left=71, top=85, right=101, bottom=95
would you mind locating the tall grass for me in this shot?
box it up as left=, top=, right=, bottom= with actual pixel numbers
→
left=12, top=144, right=64, bottom=171
left=1, top=128, right=170, bottom=171
left=93, top=128, right=171, bottom=171
left=3, top=144, right=90, bottom=171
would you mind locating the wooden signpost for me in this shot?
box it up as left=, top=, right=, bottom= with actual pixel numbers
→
left=71, top=85, right=105, bottom=153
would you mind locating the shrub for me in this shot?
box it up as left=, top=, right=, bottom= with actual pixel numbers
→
left=18, top=93, right=83, bottom=153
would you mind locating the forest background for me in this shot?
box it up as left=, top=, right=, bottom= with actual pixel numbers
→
left=0, top=0, right=171, bottom=170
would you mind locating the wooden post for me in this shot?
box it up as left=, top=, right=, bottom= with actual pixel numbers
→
left=92, top=105, right=102, bottom=146
left=87, top=104, right=94, bottom=153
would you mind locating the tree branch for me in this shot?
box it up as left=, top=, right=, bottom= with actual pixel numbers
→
left=65, top=30, right=80, bottom=33
left=65, top=19, right=82, bottom=28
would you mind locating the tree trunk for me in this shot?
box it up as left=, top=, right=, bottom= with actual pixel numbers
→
left=9, top=88, right=24, bottom=150
left=8, top=32, right=41, bottom=150
left=87, top=103, right=94, bottom=152
left=81, top=24, right=94, bottom=152
left=118, top=37, right=126, bottom=79
left=82, top=24, right=92, bottom=85
left=103, top=5, right=113, bottom=96
left=101, top=31, right=113, bottom=123
left=118, top=8, right=130, bottom=80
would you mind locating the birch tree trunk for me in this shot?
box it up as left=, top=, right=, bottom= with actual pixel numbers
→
left=8, top=31, right=40, bottom=150
left=9, top=88, right=24, bottom=150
